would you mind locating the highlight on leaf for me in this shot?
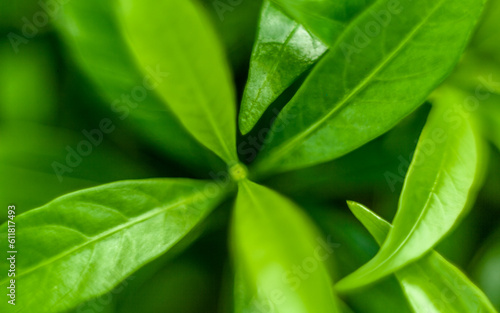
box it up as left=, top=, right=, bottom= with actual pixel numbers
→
left=336, top=100, right=482, bottom=291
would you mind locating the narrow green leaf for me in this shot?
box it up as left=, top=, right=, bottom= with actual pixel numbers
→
left=270, top=0, right=374, bottom=46
left=310, top=207, right=414, bottom=313
left=55, top=0, right=222, bottom=171
left=117, top=0, right=238, bottom=164
left=240, top=0, right=376, bottom=135
left=254, top=0, right=485, bottom=175
left=231, top=180, right=339, bottom=313
left=239, top=0, right=328, bottom=134
left=336, top=102, right=480, bottom=290
left=234, top=265, right=351, bottom=313
left=233, top=264, right=272, bottom=313
left=346, top=201, right=497, bottom=313
left=0, top=179, right=226, bottom=313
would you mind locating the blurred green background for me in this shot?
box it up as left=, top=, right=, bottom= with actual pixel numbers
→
left=1, top=0, right=499, bottom=312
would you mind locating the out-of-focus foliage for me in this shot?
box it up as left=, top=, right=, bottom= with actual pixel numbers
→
left=1, top=0, right=500, bottom=312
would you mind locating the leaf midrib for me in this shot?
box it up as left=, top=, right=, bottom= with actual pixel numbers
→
left=163, top=21, right=236, bottom=162
left=0, top=194, right=202, bottom=284
left=264, top=0, right=448, bottom=166
left=250, top=23, right=300, bottom=109
left=356, top=203, right=494, bottom=312
left=349, top=122, right=456, bottom=282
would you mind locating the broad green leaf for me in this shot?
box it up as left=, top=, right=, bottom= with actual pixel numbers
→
left=253, top=0, right=485, bottom=175
left=239, top=0, right=328, bottom=134
left=0, top=122, right=155, bottom=220
left=117, top=0, right=238, bottom=164
left=346, top=201, right=497, bottom=313
left=55, top=0, right=222, bottom=172
left=336, top=101, right=480, bottom=290
left=0, top=179, right=226, bottom=313
left=67, top=293, right=116, bottom=313
left=231, top=180, right=339, bottom=313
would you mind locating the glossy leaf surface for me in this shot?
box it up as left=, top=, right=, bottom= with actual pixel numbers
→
left=346, top=201, right=497, bottom=313
left=239, top=0, right=327, bottom=134
left=270, top=0, right=373, bottom=46
left=254, top=0, right=485, bottom=174
left=240, top=0, right=376, bottom=134
left=336, top=102, right=480, bottom=290
left=118, top=0, right=238, bottom=164
left=232, top=180, right=339, bottom=313
left=0, top=179, right=225, bottom=313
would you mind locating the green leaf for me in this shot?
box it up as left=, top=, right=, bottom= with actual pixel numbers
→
left=253, top=0, right=485, bottom=175
left=239, top=0, right=328, bottom=134
left=231, top=180, right=339, bottom=313
left=55, top=0, right=222, bottom=171
left=270, top=0, right=374, bottom=46
left=0, top=179, right=226, bottom=313
left=310, top=207, right=413, bottom=313
left=233, top=264, right=271, bottom=313
left=0, top=122, right=155, bottom=221
left=336, top=101, right=480, bottom=290
left=346, top=201, right=497, bottom=313
left=117, top=0, right=238, bottom=164
left=234, top=265, right=351, bottom=313
left=239, top=0, right=376, bottom=135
